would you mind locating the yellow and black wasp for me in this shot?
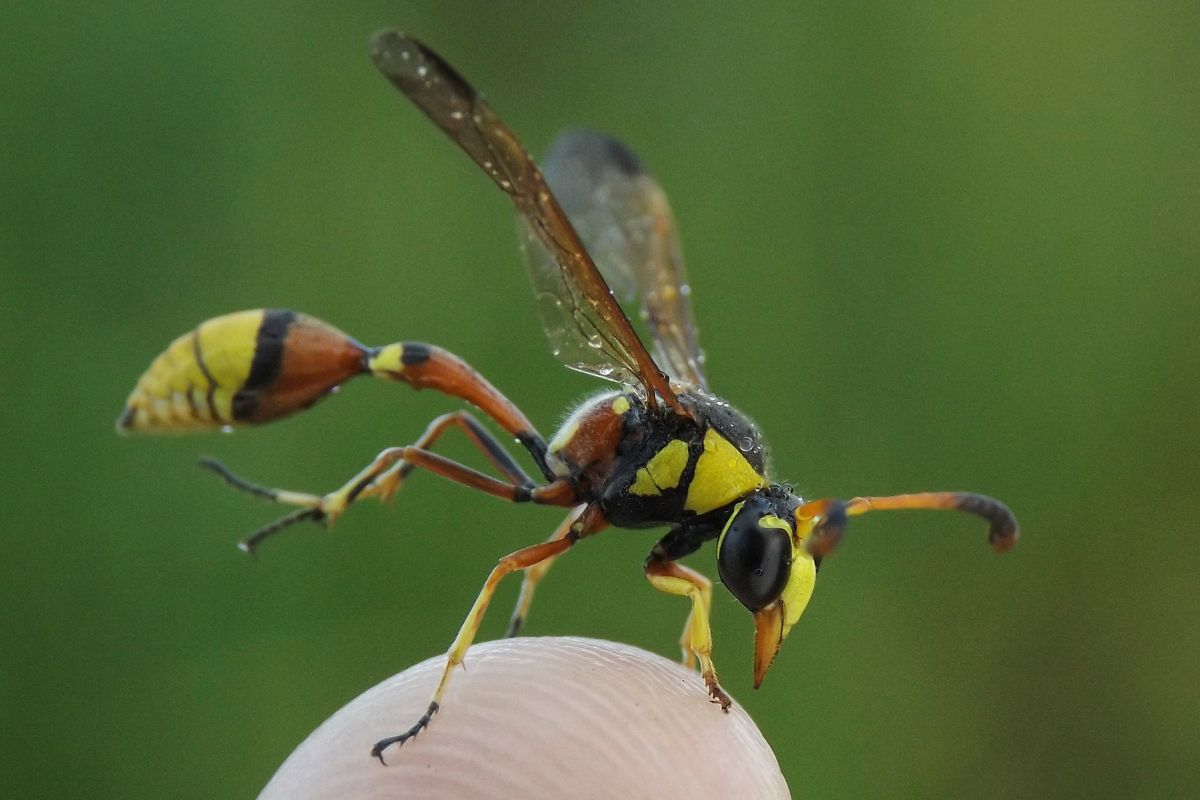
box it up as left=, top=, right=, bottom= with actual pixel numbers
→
left=118, top=31, right=1018, bottom=762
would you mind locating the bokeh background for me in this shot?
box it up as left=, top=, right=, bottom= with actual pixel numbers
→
left=3, top=2, right=1197, bottom=797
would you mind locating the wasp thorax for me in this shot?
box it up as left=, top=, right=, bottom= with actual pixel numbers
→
left=716, top=494, right=794, bottom=611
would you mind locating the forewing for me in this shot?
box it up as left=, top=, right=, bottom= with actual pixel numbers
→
left=370, top=31, right=683, bottom=414
left=540, top=129, right=707, bottom=389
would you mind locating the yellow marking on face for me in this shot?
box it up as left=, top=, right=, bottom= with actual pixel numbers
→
left=611, top=395, right=631, bottom=415
left=758, top=514, right=791, bottom=534
left=715, top=500, right=747, bottom=552
left=781, top=552, right=816, bottom=637
left=776, top=508, right=818, bottom=637
left=716, top=506, right=811, bottom=634
left=684, top=429, right=766, bottom=514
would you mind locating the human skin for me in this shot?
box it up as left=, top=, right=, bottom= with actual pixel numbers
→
left=259, top=637, right=790, bottom=799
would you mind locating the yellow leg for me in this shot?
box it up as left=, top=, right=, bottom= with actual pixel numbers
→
left=202, top=449, right=407, bottom=552
left=504, top=504, right=590, bottom=637
left=371, top=532, right=580, bottom=762
left=645, top=559, right=730, bottom=711
left=678, top=567, right=712, bottom=670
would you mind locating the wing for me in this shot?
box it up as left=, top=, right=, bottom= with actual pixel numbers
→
left=370, top=31, right=684, bottom=415
left=539, top=129, right=707, bottom=389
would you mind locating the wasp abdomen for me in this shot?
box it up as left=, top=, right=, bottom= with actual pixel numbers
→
left=118, top=310, right=367, bottom=432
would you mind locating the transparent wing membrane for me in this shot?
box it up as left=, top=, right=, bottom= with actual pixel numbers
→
left=370, top=32, right=683, bottom=413
left=538, top=129, right=707, bottom=389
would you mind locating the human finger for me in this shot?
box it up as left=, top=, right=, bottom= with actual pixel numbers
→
left=259, top=636, right=789, bottom=799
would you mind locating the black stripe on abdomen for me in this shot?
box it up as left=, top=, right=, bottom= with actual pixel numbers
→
left=231, top=309, right=295, bottom=420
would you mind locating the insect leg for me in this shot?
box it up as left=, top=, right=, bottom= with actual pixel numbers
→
left=213, top=442, right=576, bottom=554
left=371, top=505, right=606, bottom=762
left=368, top=410, right=534, bottom=505
left=367, top=342, right=553, bottom=479
left=393, top=446, right=553, bottom=503
left=670, top=564, right=712, bottom=670
left=503, top=503, right=598, bottom=637
left=644, top=547, right=731, bottom=711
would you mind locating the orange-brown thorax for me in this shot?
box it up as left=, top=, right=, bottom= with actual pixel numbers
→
left=546, top=389, right=769, bottom=529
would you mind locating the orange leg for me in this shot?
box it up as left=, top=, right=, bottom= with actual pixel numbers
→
left=198, top=339, right=578, bottom=551
left=503, top=504, right=598, bottom=637
left=366, top=342, right=552, bottom=479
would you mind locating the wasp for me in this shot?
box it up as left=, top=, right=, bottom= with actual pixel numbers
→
left=118, top=31, right=1018, bottom=762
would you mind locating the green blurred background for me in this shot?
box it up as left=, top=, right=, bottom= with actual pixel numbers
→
left=3, top=2, right=1197, bottom=797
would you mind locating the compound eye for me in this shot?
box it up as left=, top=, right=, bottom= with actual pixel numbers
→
left=717, top=506, right=792, bottom=611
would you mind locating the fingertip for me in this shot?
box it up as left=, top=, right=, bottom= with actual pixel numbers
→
left=260, top=637, right=789, bottom=799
